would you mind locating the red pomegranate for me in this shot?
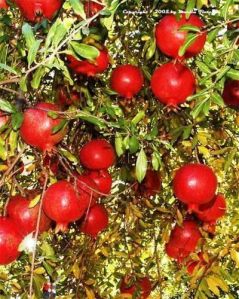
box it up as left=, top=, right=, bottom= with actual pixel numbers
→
left=186, top=252, right=207, bottom=275
left=43, top=180, right=85, bottom=232
left=222, top=80, right=239, bottom=108
left=151, top=62, right=196, bottom=107
left=73, top=173, right=100, bottom=201
left=173, top=163, right=217, bottom=212
left=7, top=195, right=51, bottom=236
left=0, top=217, right=22, bottom=265
left=196, top=194, right=226, bottom=223
left=84, top=1, right=103, bottom=18
left=110, top=65, right=144, bottom=99
left=14, top=0, right=62, bottom=22
left=139, top=169, right=161, bottom=197
left=56, top=86, right=80, bottom=107
left=87, top=170, right=112, bottom=195
left=67, top=48, right=109, bottom=77
left=0, top=111, right=9, bottom=127
left=155, top=14, right=207, bottom=59
left=20, top=102, right=66, bottom=152
left=120, top=276, right=151, bottom=299
left=79, top=139, right=116, bottom=170
left=80, top=204, right=109, bottom=238
left=43, top=154, right=59, bottom=175
left=0, top=0, right=8, bottom=9
left=166, top=220, right=202, bottom=262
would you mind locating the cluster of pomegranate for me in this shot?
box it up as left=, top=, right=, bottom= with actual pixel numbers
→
left=166, top=163, right=226, bottom=272
left=42, top=139, right=114, bottom=237
left=151, top=14, right=207, bottom=107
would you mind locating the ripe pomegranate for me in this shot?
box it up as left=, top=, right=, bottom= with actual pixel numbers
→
left=67, top=48, right=109, bottom=77
left=110, top=65, right=144, bottom=99
left=0, top=111, right=9, bottom=127
left=186, top=252, right=207, bottom=275
left=151, top=62, right=196, bottom=107
left=222, top=80, right=239, bottom=108
left=6, top=195, right=51, bottom=236
left=0, top=217, right=22, bottom=265
left=80, top=204, right=109, bottom=238
left=73, top=173, right=99, bottom=201
left=20, top=102, right=66, bottom=152
left=86, top=170, right=112, bottom=195
left=43, top=154, right=59, bottom=175
left=14, top=0, right=62, bottom=22
left=79, top=139, right=116, bottom=170
left=196, top=194, right=226, bottom=223
left=84, top=1, right=103, bottom=18
left=0, top=0, right=8, bottom=9
left=155, top=14, right=207, bottom=59
left=165, top=220, right=202, bottom=263
left=120, top=276, right=151, bottom=299
left=173, top=163, right=217, bottom=212
left=43, top=180, right=85, bottom=232
left=56, top=86, right=80, bottom=107
left=139, top=169, right=161, bottom=197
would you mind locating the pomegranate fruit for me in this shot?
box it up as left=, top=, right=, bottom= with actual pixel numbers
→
left=56, top=86, right=80, bottom=107
left=0, top=0, right=8, bottom=9
left=43, top=180, right=85, bottom=232
left=222, top=80, right=239, bottom=108
left=196, top=194, right=226, bottom=223
left=67, top=48, right=109, bottom=77
left=43, top=154, right=59, bottom=175
left=73, top=173, right=100, bottom=200
left=155, top=14, right=207, bottom=59
left=120, top=276, right=151, bottom=299
left=79, top=139, right=116, bottom=170
left=139, top=169, right=161, bottom=197
left=7, top=195, right=51, bottom=236
left=173, top=163, right=217, bottom=211
left=0, top=217, right=22, bottom=265
left=84, top=1, right=103, bottom=18
left=165, top=220, right=202, bottom=262
left=20, top=102, right=66, bottom=151
left=0, top=111, right=9, bottom=127
left=110, top=64, right=144, bottom=99
left=186, top=252, right=207, bottom=275
left=80, top=204, right=109, bottom=238
left=87, top=170, right=112, bottom=195
left=151, top=62, right=196, bottom=107
left=14, top=0, right=62, bottom=22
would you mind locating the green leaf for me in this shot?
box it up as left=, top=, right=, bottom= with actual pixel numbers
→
left=22, top=23, right=35, bottom=50
left=27, top=40, right=41, bottom=67
left=179, top=24, right=201, bottom=33
left=207, top=28, right=220, bottom=43
left=131, top=111, right=145, bottom=125
left=70, top=0, right=86, bottom=19
left=211, top=92, right=224, bottom=107
left=178, top=33, right=197, bottom=57
left=0, top=63, right=17, bottom=75
left=136, top=148, right=147, bottom=183
left=76, top=112, right=106, bottom=129
left=186, top=0, right=196, bottom=18
left=70, top=42, right=100, bottom=60
left=152, top=151, right=161, bottom=171
left=227, top=68, right=239, bottom=80
left=146, top=39, right=156, bottom=60
left=31, top=67, right=47, bottom=89
left=29, top=194, right=41, bottom=208
left=221, top=0, right=233, bottom=20
left=52, top=119, right=68, bottom=134
left=0, top=99, right=16, bottom=113
left=129, top=136, right=139, bottom=154
left=196, top=61, right=211, bottom=74
left=115, top=133, right=125, bottom=157
left=19, top=76, right=28, bottom=92
left=11, top=112, right=23, bottom=130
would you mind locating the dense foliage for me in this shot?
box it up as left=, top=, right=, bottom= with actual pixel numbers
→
left=0, top=0, right=239, bottom=298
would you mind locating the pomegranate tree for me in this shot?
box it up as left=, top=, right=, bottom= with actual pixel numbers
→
left=80, top=204, right=109, bottom=238
left=166, top=220, right=202, bottom=262
left=173, top=163, right=217, bottom=212
left=20, top=102, right=66, bottom=151
left=110, top=64, right=144, bottom=99
left=67, top=48, right=109, bottom=77
left=120, top=276, right=151, bottom=299
left=6, top=195, right=51, bottom=236
left=151, top=62, right=196, bottom=107
left=14, top=0, right=62, bottom=22
left=79, top=139, right=116, bottom=170
left=0, top=217, right=23, bottom=265
left=155, top=14, right=207, bottom=59
left=43, top=180, right=85, bottom=232
left=222, top=80, right=239, bottom=108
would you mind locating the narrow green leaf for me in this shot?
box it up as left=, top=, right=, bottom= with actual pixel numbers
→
left=136, top=148, right=147, bottom=183
left=186, top=0, right=196, bottom=18
left=179, top=24, right=201, bottom=33
left=31, top=67, right=47, bottom=89
left=115, top=134, right=125, bottom=157
left=22, top=23, right=35, bottom=50
left=227, top=68, right=239, bottom=80
left=131, top=111, right=145, bottom=125
left=0, top=63, right=17, bottom=75
left=207, top=28, right=220, bottom=43
left=211, top=92, right=224, bottom=107
left=70, top=42, right=100, bottom=60
left=11, top=112, right=23, bottom=131
left=52, top=119, right=68, bottom=134
left=178, top=33, right=197, bottom=57
left=221, top=0, right=233, bottom=20
left=27, top=40, right=41, bottom=67
left=19, top=76, right=28, bottom=92
left=196, top=61, right=211, bottom=74
left=70, top=0, right=86, bottom=19
left=129, top=136, right=139, bottom=154
left=0, top=99, right=16, bottom=113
